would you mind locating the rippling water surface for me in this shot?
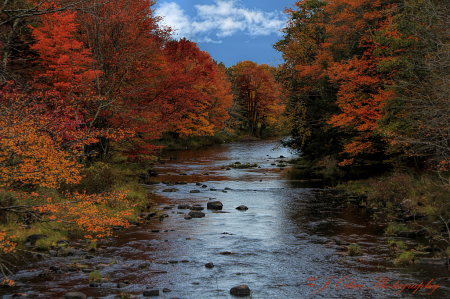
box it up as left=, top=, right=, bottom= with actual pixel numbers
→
left=4, top=139, right=450, bottom=298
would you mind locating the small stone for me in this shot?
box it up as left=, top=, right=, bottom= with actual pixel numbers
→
left=184, top=215, right=192, bottom=220
left=205, top=262, right=214, bottom=268
left=188, top=211, right=205, bottom=218
left=236, top=205, right=248, bottom=211
left=117, top=282, right=129, bottom=288
left=139, top=262, right=151, bottom=268
left=230, top=285, right=251, bottom=296
left=190, top=190, right=201, bottom=193
left=89, top=282, right=101, bottom=287
left=64, top=292, right=87, bottom=299
left=178, top=205, right=191, bottom=209
left=143, top=289, right=160, bottom=297
left=162, top=288, right=172, bottom=292
left=168, top=260, right=178, bottom=264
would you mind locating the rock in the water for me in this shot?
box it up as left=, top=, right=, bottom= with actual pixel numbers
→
left=188, top=211, right=205, bottom=218
left=207, top=201, right=223, bottom=210
left=139, top=262, right=151, bottom=268
left=178, top=204, right=191, bottom=209
left=64, top=292, right=86, bottom=299
left=230, top=285, right=251, bottom=296
left=190, top=206, right=204, bottom=211
left=117, top=282, right=130, bottom=288
left=162, top=288, right=172, bottom=292
left=147, top=169, right=158, bottom=177
left=236, top=205, right=248, bottom=211
left=205, top=262, right=214, bottom=268
left=196, top=182, right=202, bottom=186
left=190, top=190, right=201, bottom=193
left=89, top=282, right=101, bottom=287
left=184, top=214, right=192, bottom=220
left=143, top=289, right=160, bottom=297
left=162, top=188, right=178, bottom=192
left=26, top=234, right=47, bottom=244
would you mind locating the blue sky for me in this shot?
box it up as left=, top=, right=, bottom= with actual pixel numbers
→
left=154, top=0, right=296, bottom=68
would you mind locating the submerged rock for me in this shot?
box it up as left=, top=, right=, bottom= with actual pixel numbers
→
left=190, top=190, right=201, bottom=193
left=64, top=292, right=86, bottom=299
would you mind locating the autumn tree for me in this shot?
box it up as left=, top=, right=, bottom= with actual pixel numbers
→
left=230, top=61, right=284, bottom=136
left=0, top=0, right=105, bottom=82
left=159, top=39, right=232, bottom=137
left=0, top=83, right=134, bottom=274
left=276, top=0, right=400, bottom=167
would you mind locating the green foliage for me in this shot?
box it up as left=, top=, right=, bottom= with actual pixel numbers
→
left=394, top=251, right=416, bottom=266
left=384, top=223, right=409, bottom=236
left=348, top=244, right=363, bottom=256
left=88, top=270, right=102, bottom=283
left=389, top=239, right=406, bottom=251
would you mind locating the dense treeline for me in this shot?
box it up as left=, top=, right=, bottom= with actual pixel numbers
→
left=275, top=0, right=450, bottom=176
left=0, top=0, right=284, bottom=275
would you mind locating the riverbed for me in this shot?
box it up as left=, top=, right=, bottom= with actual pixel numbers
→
left=3, top=139, right=449, bottom=298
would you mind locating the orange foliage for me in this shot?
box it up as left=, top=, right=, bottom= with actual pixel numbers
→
left=30, top=9, right=101, bottom=94
left=231, top=61, right=284, bottom=134
left=160, top=39, right=232, bottom=137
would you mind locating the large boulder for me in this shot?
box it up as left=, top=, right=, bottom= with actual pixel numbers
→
left=230, top=285, right=251, bottom=296
left=207, top=201, right=223, bottom=210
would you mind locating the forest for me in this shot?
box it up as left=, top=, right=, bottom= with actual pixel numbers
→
left=1, top=0, right=450, bottom=288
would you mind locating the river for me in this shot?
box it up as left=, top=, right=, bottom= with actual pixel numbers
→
left=3, top=138, right=449, bottom=298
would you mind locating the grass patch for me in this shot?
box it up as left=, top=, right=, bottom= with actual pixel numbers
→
left=221, top=162, right=258, bottom=169
left=348, top=244, right=363, bottom=256
left=88, top=270, right=102, bottom=283
left=394, top=251, right=416, bottom=266
left=388, top=239, right=406, bottom=250
left=384, top=223, right=409, bottom=236
left=34, top=232, right=68, bottom=250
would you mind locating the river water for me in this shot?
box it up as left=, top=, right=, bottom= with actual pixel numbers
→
left=3, top=139, right=450, bottom=298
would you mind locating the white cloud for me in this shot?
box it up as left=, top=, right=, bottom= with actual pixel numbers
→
left=154, top=0, right=287, bottom=43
